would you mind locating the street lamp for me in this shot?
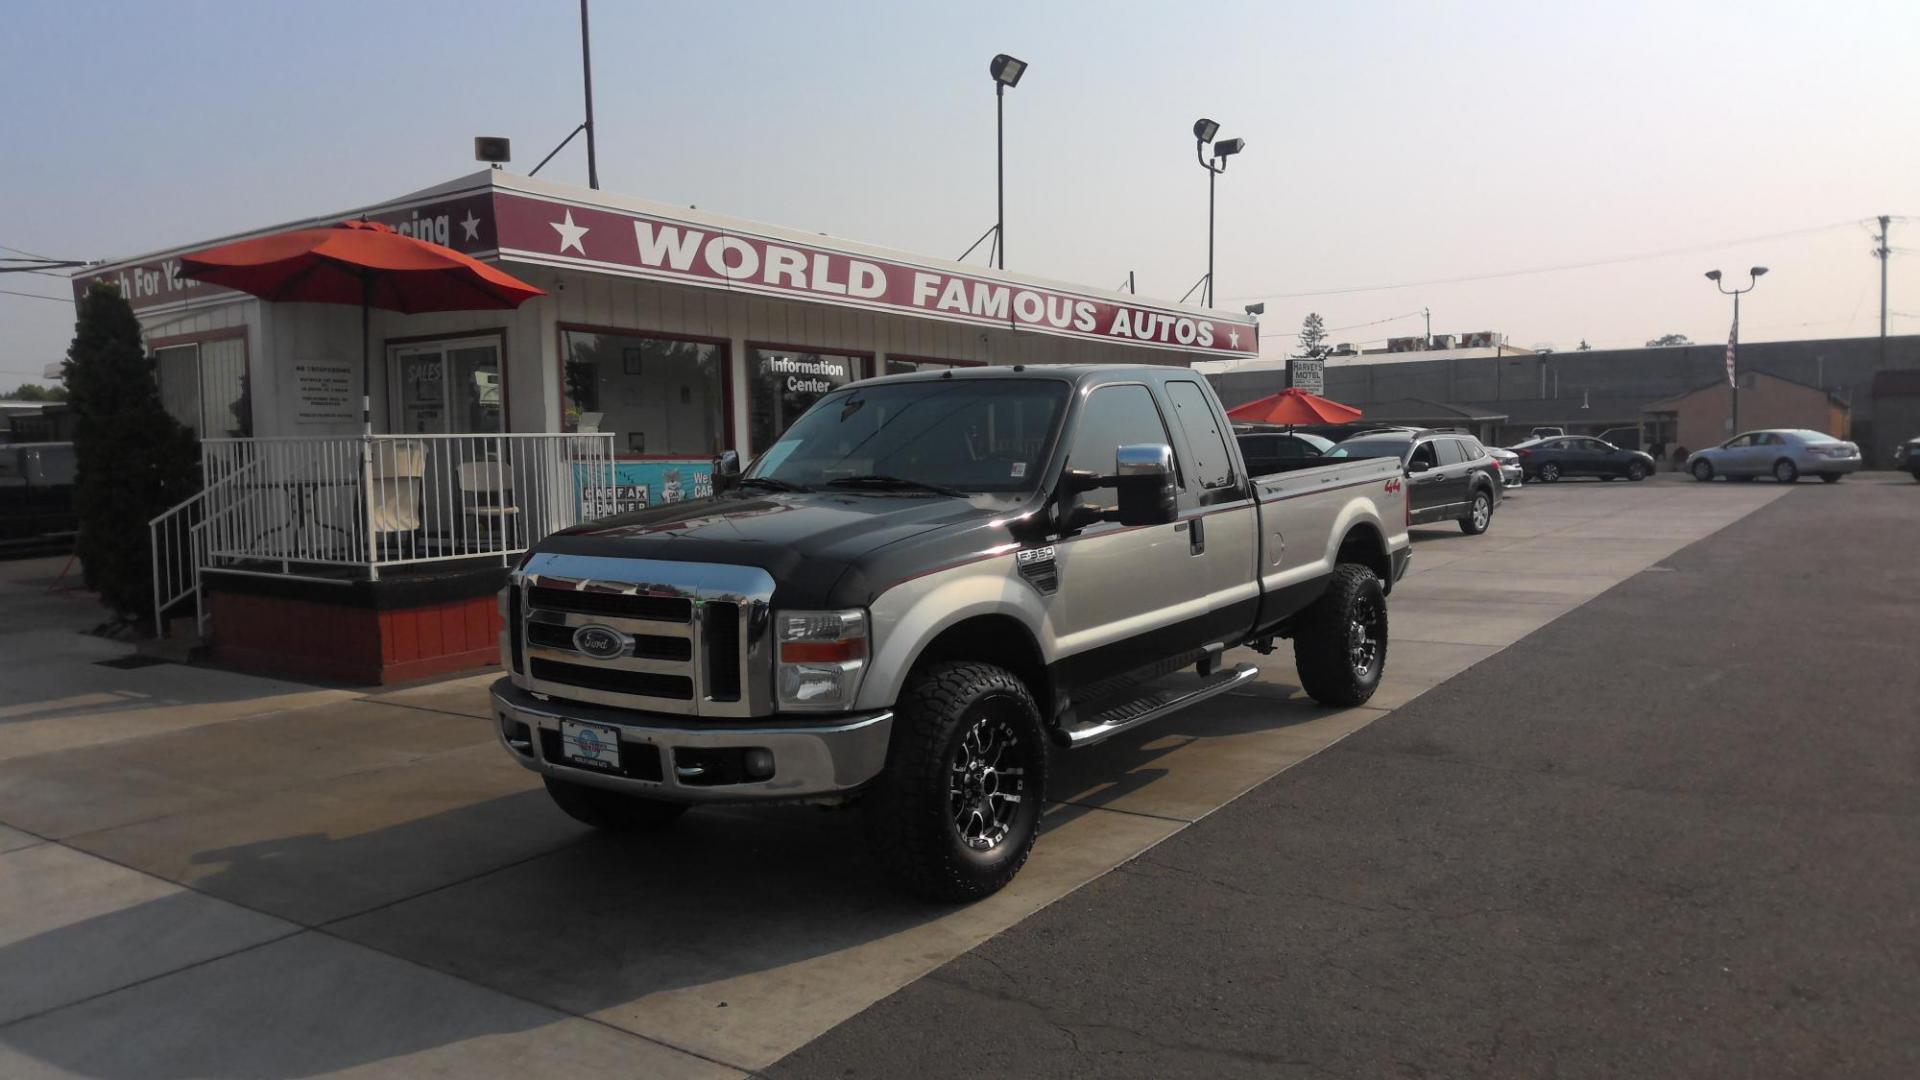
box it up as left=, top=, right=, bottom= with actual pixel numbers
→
left=1194, top=119, right=1245, bottom=307
left=987, top=53, right=1027, bottom=269
left=1706, top=266, right=1768, bottom=434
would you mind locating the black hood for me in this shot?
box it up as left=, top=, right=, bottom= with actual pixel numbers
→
left=535, top=490, right=1034, bottom=608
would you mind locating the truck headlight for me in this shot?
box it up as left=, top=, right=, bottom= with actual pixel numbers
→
left=774, top=609, right=867, bottom=712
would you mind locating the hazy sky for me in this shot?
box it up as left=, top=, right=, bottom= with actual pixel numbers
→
left=4, top=0, right=1916, bottom=385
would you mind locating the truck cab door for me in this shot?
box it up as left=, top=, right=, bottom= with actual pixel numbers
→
left=1049, top=383, right=1215, bottom=690
left=1162, top=379, right=1260, bottom=649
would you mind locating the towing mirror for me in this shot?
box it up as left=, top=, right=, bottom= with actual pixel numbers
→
left=1406, top=458, right=1433, bottom=474
left=712, top=449, right=742, bottom=494
left=1112, top=443, right=1178, bottom=526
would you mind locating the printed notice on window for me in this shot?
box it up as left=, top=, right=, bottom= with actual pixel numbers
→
left=294, top=362, right=355, bottom=424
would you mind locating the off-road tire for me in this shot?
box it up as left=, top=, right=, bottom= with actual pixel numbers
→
left=1627, top=461, right=1648, bottom=481
left=1293, top=563, right=1387, bottom=708
left=1773, top=458, right=1799, bottom=483
left=1820, top=473, right=1842, bottom=484
left=1459, top=488, right=1493, bottom=535
left=544, top=776, right=688, bottom=832
left=1692, top=460, right=1715, bottom=481
left=864, top=662, right=1047, bottom=902
left=1538, top=462, right=1562, bottom=483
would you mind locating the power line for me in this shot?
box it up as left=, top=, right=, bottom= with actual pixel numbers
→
left=0, top=287, right=70, bottom=304
left=1221, top=219, right=1865, bottom=302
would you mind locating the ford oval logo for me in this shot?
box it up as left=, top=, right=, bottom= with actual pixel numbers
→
left=572, top=624, right=628, bottom=660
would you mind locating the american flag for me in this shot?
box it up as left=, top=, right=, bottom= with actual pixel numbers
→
left=1725, top=320, right=1737, bottom=388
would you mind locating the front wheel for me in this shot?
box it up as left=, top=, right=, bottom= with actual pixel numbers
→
left=1773, top=458, right=1799, bottom=483
left=1460, top=488, right=1493, bottom=535
left=1691, top=460, right=1715, bottom=482
left=864, top=661, right=1046, bottom=902
left=1538, top=462, right=1562, bottom=483
left=543, top=776, right=688, bottom=832
left=1293, top=564, right=1387, bottom=707
left=1627, top=462, right=1648, bottom=481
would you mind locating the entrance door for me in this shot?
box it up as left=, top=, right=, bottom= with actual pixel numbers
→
left=391, top=337, right=504, bottom=435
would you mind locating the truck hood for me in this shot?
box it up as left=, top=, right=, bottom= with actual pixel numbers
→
left=532, top=490, right=1026, bottom=608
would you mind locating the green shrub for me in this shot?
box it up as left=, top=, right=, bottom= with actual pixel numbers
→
left=62, top=282, right=201, bottom=627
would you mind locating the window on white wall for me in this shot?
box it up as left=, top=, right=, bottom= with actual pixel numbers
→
left=153, top=338, right=251, bottom=438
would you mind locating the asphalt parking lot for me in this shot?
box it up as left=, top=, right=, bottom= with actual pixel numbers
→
left=2, top=474, right=1913, bottom=1077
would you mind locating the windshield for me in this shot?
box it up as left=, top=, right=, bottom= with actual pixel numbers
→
left=1326, top=438, right=1410, bottom=460
left=745, top=378, right=1070, bottom=493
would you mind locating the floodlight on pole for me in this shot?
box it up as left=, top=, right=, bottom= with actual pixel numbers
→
left=1706, top=267, right=1767, bottom=435
left=972, top=53, right=1028, bottom=269
left=1193, top=118, right=1245, bottom=307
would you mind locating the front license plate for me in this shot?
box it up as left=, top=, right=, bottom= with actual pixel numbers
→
left=560, top=720, right=621, bottom=771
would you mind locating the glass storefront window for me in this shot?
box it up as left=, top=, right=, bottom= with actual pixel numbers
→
left=749, top=348, right=862, bottom=451
left=392, top=338, right=504, bottom=434
left=154, top=338, right=251, bottom=438
left=561, top=330, right=725, bottom=456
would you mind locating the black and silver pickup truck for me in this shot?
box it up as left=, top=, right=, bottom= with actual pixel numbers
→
left=492, top=365, right=1410, bottom=899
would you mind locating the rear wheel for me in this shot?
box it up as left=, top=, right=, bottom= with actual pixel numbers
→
left=864, top=662, right=1046, bottom=902
left=1691, top=459, right=1715, bottom=482
left=1773, top=458, right=1799, bottom=483
left=1627, top=461, right=1648, bottom=481
left=1819, top=473, right=1842, bottom=483
left=1538, top=462, right=1562, bottom=483
left=1460, top=488, right=1493, bottom=535
left=543, top=776, right=688, bottom=832
left=1293, top=564, right=1387, bottom=707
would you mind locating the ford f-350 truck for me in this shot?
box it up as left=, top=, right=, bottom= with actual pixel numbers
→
left=492, top=365, right=1410, bottom=899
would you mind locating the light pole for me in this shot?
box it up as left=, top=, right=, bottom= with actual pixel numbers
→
left=987, top=54, right=1027, bottom=269
left=1193, top=119, right=1244, bottom=307
left=1705, top=266, right=1767, bottom=434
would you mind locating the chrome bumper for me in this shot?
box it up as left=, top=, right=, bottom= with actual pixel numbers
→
left=490, top=678, right=893, bottom=803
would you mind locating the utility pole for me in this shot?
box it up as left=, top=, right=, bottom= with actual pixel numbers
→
left=580, top=0, right=599, bottom=189
left=1876, top=214, right=1891, bottom=367
left=1423, top=306, right=1431, bottom=347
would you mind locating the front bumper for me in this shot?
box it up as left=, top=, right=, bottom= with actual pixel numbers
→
left=1499, top=465, right=1524, bottom=487
left=490, top=678, right=893, bottom=803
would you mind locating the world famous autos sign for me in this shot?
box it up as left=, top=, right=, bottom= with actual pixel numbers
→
left=491, top=191, right=1259, bottom=358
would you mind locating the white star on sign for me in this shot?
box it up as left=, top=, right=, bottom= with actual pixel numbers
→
left=460, top=212, right=481, bottom=242
left=551, top=209, right=589, bottom=255
left=1228, top=328, right=1241, bottom=348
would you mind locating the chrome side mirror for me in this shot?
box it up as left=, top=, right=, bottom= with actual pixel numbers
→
left=712, top=449, right=742, bottom=494
left=1113, top=443, right=1177, bottom=526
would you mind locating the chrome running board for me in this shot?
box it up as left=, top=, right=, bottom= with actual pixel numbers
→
left=1057, top=663, right=1260, bottom=748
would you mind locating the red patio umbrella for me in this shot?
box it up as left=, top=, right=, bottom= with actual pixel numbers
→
left=1225, top=387, right=1364, bottom=427
left=180, top=219, right=545, bottom=434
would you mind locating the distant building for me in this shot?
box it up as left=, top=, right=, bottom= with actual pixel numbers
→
left=1640, top=372, right=1849, bottom=461
left=1206, top=334, right=1920, bottom=461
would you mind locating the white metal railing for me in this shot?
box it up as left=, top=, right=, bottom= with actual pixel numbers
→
left=151, top=433, right=619, bottom=635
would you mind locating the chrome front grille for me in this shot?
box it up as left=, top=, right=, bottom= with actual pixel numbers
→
left=513, top=553, right=775, bottom=717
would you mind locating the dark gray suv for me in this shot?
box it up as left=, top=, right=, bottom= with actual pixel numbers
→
left=1329, top=429, right=1503, bottom=534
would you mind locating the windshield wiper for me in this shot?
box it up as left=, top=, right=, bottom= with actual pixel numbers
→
left=825, top=474, right=966, bottom=497
left=736, top=476, right=810, bottom=493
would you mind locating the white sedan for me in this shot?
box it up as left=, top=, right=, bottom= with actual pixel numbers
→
left=1687, top=429, right=1861, bottom=484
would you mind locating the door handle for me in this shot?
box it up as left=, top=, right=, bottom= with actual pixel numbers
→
left=1189, top=516, right=1206, bottom=556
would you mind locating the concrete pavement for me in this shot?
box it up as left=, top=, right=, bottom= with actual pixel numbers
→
left=771, top=475, right=1920, bottom=1079
left=0, top=476, right=1800, bottom=1076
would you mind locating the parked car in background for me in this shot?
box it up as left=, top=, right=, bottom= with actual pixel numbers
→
left=1329, top=429, right=1503, bottom=534
left=1487, top=446, right=1524, bottom=488
left=0, top=442, right=77, bottom=553
left=1687, top=429, right=1861, bottom=484
left=1510, top=435, right=1655, bottom=483
left=1529, top=426, right=1566, bottom=439
left=1894, top=435, right=1920, bottom=481
left=1234, top=430, right=1334, bottom=475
